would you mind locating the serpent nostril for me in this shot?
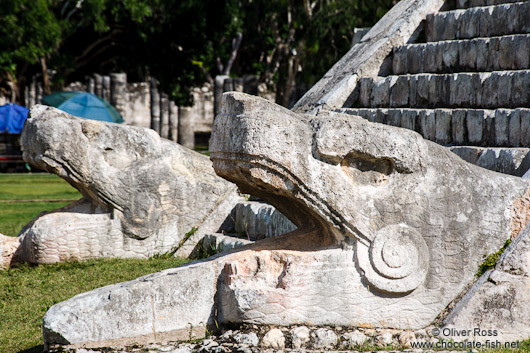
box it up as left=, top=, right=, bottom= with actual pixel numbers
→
left=340, top=151, right=394, bottom=185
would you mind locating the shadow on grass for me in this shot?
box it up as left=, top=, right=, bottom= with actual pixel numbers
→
left=18, top=345, right=44, bottom=353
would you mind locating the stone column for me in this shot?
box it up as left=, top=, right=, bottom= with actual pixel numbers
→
left=223, top=78, right=233, bottom=93
left=94, top=74, right=103, bottom=97
left=87, top=77, right=95, bottom=94
left=160, top=93, right=169, bottom=139
left=102, top=76, right=111, bottom=102
left=178, top=106, right=194, bottom=149
left=214, top=75, right=229, bottom=117
left=36, top=82, right=43, bottom=104
left=233, top=78, right=244, bottom=92
left=243, top=75, right=259, bottom=95
left=110, top=73, right=128, bottom=121
left=168, top=101, right=178, bottom=143
left=150, top=78, right=160, bottom=133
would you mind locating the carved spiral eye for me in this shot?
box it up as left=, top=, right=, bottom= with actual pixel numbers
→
left=357, top=224, right=429, bottom=294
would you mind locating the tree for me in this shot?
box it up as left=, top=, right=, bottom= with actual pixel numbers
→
left=233, top=0, right=395, bottom=107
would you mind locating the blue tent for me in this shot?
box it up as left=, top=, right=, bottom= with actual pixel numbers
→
left=42, top=91, right=124, bottom=123
left=0, top=103, right=29, bottom=134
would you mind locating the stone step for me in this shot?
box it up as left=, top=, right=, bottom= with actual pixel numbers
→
left=392, top=34, right=530, bottom=75
left=426, top=2, right=530, bottom=42
left=456, top=0, right=525, bottom=8
left=335, top=108, right=530, bottom=147
left=201, top=233, right=252, bottom=254
left=356, top=70, right=530, bottom=109
left=450, top=146, right=530, bottom=176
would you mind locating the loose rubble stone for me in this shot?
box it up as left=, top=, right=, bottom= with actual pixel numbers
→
left=376, top=332, right=394, bottom=347
left=261, top=328, right=285, bottom=349
left=398, top=331, right=415, bottom=348
left=233, top=332, right=259, bottom=347
left=312, top=329, right=338, bottom=349
left=291, top=326, right=310, bottom=349
left=0, top=105, right=240, bottom=267
left=340, top=331, right=368, bottom=348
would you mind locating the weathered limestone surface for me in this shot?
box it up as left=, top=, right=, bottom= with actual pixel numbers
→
left=43, top=262, right=218, bottom=349
left=443, top=226, right=530, bottom=342
left=210, top=93, right=530, bottom=329
left=8, top=105, right=240, bottom=265
left=42, top=92, right=530, bottom=348
left=233, top=201, right=297, bottom=240
left=293, top=0, right=445, bottom=113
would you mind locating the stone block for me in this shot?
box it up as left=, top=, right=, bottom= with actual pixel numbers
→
left=514, top=35, right=530, bottom=70
left=233, top=201, right=297, bottom=240
left=400, top=109, right=417, bottom=131
left=389, top=76, right=409, bottom=107
left=466, top=110, right=485, bottom=144
left=450, top=73, right=473, bottom=107
left=43, top=263, right=217, bottom=348
left=452, top=110, right=467, bottom=145
left=387, top=109, right=401, bottom=127
left=419, top=109, right=436, bottom=141
left=520, top=109, right=530, bottom=147
left=358, top=78, right=372, bottom=107
left=416, top=74, right=430, bottom=107
left=496, top=71, right=513, bottom=108
left=475, top=38, right=489, bottom=71
left=480, top=72, right=497, bottom=108
left=509, top=109, right=521, bottom=147
left=371, top=76, right=393, bottom=107
left=424, top=43, right=442, bottom=73
left=392, top=46, right=408, bottom=75
left=511, top=71, right=530, bottom=108
left=435, top=109, right=452, bottom=145
left=442, top=41, right=459, bottom=70
left=494, top=109, right=510, bottom=146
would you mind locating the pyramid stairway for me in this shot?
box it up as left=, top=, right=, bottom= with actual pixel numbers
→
left=335, top=0, right=530, bottom=176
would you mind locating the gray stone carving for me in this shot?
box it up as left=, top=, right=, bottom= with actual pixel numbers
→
left=42, top=93, right=530, bottom=348
left=1, top=105, right=240, bottom=267
left=443, top=225, right=530, bottom=342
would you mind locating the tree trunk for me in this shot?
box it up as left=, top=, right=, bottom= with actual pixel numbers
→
left=40, top=56, right=51, bottom=96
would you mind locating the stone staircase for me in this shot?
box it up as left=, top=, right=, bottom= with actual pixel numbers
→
left=336, top=0, right=530, bottom=176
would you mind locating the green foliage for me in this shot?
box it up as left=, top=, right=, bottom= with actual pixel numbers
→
left=0, top=0, right=395, bottom=106
left=0, top=0, right=61, bottom=73
left=0, top=256, right=189, bottom=353
left=476, top=239, right=512, bottom=277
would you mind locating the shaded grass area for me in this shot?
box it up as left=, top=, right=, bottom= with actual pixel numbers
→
left=0, top=174, right=80, bottom=201
left=0, top=257, right=190, bottom=353
left=0, top=173, right=81, bottom=236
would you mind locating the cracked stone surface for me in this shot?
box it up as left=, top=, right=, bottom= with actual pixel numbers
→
left=1, top=105, right=240, bottom=266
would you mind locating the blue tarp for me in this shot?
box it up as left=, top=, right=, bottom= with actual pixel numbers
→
left=0, top=103, right=29, bottom=134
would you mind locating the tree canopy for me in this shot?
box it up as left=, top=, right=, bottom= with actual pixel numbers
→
left=0, top=0, right=394, bottom=106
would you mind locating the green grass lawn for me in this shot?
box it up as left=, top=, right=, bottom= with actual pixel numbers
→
left=0, top=257, right=189, bottom=353
left=0, top=173, right=80, bottom=236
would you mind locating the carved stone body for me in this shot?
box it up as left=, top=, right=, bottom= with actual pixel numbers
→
left=0, top=105, right=239, bottom=268
left=42, top=94, right=530, bottom=348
